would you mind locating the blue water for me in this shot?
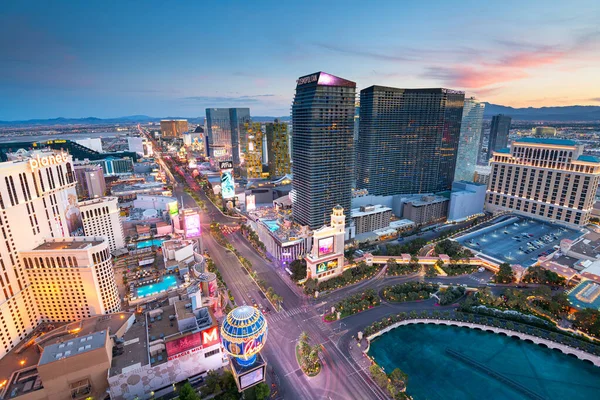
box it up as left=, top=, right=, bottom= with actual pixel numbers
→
left=135, top=275, right=177, bottom=298
left=262, top=219, right=280, bottom=232
left=136, top=238, right=166, bottom=249
left=368, top=324, right=600, bottom=400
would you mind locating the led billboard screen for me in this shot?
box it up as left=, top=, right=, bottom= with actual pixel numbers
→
left=221, top=170, right=235, bottom=199
left=184, top=211, right=201, bottom=238
left=168, top=201, right=179, bottom=216
left=166, top=332, right=202, bottom=358
left=246, top=194, right=256, bottom=211
left=318, top=236, right=334, bottom=257
left=316, top=259, right=338, bottom=274
left=239, top=367, right=264, bottom=390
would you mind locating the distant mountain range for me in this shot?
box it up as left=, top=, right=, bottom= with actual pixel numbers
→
left=0, top=115, right=291, bottom=127
left=482, top=103, right=600, bottom=122
left=1, top=104, right=599, bottom=126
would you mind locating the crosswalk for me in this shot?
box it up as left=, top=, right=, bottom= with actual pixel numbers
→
left=267, top=306, right=309, bottom=323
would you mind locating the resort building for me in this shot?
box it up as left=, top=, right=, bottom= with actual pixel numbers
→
left=20, top=237, right=121, bottom=322
left=402, top=195, right=449, bottom=226
left=79, top=197, right=126, bottom=252
left=0, top=150, right=79, bottom=359
left=74, top=163, right=106, bottom=200
left=486, top=138, right=600, bottom=227
left=240, top=122, right=264, bottom=179
left=351, top=204, right=392, bottom=235
left=265, top=120, right=291, bottom=179
left=160, top=119, right=189, bottom=138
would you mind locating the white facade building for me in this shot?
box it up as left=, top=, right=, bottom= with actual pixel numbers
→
left=74, top=138, right=103, bottom=153
left=20, top=236, right=120, bottom=321
left=351, top=204, right=392, bottom=235
left=448, top=181, right=487, bottom=222
left=0, top=150, right=84, bottom=358
left=486, top=138, right=600, bottom=227
left=79, top=197, right=126, bottom=251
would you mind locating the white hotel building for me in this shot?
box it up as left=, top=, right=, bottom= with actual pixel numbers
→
left=0, top=150, right=119, bottom=359
left=486, top=138, right=600, bottom=227
left=80, top=196, right=126, bottom=252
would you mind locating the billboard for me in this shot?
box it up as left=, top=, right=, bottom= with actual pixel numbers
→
left=208, top=280, right=217, bottom=298
left=219, top=160, right=234, bottom=170
left=183, top=210, right=201, bottom=238
left=239, top=367, right=264, bottom=390
left=246, top=194, right=256, bottom=211
left=64, top=190, right=83, bottom=236
left=168, top=201, right=179, bottom=216
left=318, top=236, right=334, bottom=257
left=166, top=332, right=202, bottom=358
left=316, top=259, right=338, bottom=274
left=221, top=170, right=235, bottom=199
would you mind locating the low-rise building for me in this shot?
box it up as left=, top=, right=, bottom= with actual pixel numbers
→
left=403, top=195, right=449, bottom=226
left=448, top=181, right=487, bottom=222
left=351, top=204, right=392, bottom=235
left=162, top=239, right=198, bottom=273
left=305, top=206, right=346, bottom=281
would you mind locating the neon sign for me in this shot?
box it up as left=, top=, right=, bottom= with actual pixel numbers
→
left=29, top=152, right=68, bottom=171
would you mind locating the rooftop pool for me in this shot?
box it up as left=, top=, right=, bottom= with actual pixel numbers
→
left=135, top=275, right=177, bottom=298
left=369, top=323, right=600, bottom=400
left=136, top=238, right=166, bottom=249
left=262, top=219, right=280, bottom=232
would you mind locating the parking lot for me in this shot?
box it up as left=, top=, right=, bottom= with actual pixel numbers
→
left=457, top=217, right=583, bottom=267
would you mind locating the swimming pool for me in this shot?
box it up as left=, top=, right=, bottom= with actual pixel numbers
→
left=135, top=275, right=177, bottom=298
left=262, top=219, right=280, bottom=232
left=136, top=238, right=166, bottom=249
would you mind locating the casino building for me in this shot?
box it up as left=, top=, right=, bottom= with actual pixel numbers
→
left=0, top=150, right=119, bottom=360
left=305, top=206, right=346, bottom=281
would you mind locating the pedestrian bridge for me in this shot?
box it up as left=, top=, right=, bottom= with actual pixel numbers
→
left=361, top=253, right=499, bottom=272
left=367, top=318, right=600, bottom=367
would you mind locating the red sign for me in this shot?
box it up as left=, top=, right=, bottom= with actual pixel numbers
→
left=201, top=326, right=219, bottom=347
left=166, top=332, right=202, bottom=357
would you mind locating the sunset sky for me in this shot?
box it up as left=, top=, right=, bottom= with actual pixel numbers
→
left=1, top=0, right=599, bottom=119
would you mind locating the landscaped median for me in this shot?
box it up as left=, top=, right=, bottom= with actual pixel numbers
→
left=303, top=261, right=379, bottom=295
left=296, top=332, right=321, bottom=377
left=324, top=289, right=380, bottom=321
left=381, top=282, right=439, bottom=303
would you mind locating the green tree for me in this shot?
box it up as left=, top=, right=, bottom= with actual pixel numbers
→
left=252, top=382, right=270, bottom=400
left=495, top=262, right=514, bottom=283
left=369, top=364, right=389, bottom=389
left=178, top=382, right=200, bottom=400
left=289, top=259, right=307, bottom=281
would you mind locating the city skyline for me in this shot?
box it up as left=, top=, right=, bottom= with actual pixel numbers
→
left=2, top=1, right=600, bottom=120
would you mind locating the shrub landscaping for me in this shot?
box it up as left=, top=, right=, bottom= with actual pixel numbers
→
left=382, top=282, right=438, bottom=303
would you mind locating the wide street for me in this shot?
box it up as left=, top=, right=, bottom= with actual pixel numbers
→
left=149, top=136, right=504, bottom=400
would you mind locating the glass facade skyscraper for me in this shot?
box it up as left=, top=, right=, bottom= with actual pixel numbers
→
left=205, top=108, right=251, bottom=172
left=266, top=121, right=291, bottom=179
left=454, top=97, right=485, bottom=182
left=488, top=114, right=512, bottom=154
left=292, top=72, right=356, bottom=229
left=356, top=86, right=465, bottom=196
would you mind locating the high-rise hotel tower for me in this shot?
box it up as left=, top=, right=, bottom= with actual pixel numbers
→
left=486, top=138, right=600, bottom=227
left=292, top=72, right=356, bottom=229
left=0, top=151, right=119, bottom=359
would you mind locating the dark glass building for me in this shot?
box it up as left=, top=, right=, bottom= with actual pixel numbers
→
left=488, top=114, right=512, bottom=154
left=356, top=86, right=465, bottom=196
left=266, top=120, right=291, bottom=179
left=205, top=108, right=251, bottom=172
left=292, top=72, right=356, bottom=229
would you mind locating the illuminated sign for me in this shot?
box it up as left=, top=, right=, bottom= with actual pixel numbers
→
left=183, top=211, right=201, bottom=238
left=29, top=151, right=68, bottom=171
left=201, top=326, right=219, bottom=347
left=296, top=74, right=318, bottom=86
left=246, top=195, right=256, bottom=211
left=318, top=236, right=334, bottom=257
left=168, top=201, right=179, bottom=216
left=208, top=280, right=217, bottom=298
left=316, top=259, right=338, bottom=274
left=239, top=367, right=264, bottom=390
left=219, top=160, right=233, bottom=170
left=166, top=332, right=202, bottom=358
left=221, top=170, right=235, bottom=199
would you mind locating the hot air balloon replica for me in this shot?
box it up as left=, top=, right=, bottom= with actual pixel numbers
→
left=221, top=305, right=268, bottom=391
